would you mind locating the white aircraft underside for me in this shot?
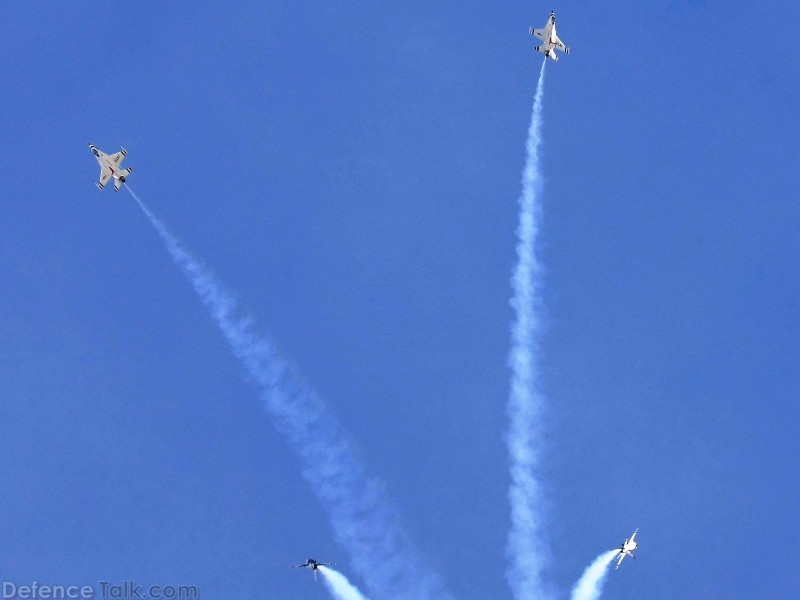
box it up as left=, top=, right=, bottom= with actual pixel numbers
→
left=89, top=143, right=132, bottom=191
left=616, top=529, right=639, bottom=569
left=529, top=11, right=569, bottom=62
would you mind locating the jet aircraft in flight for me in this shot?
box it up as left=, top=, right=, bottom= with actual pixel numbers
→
left=89, top=143, right=132, bottom=191
left=529, top=11, right=570, bottom=62
left=615, top=529, right=639, bottom=569
left=291, top=558, right=335, bottom=581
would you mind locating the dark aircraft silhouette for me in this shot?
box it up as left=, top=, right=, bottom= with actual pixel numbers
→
left=291, top=558, right=335, bottom=581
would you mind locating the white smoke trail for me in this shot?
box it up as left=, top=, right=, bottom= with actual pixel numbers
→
left=319, top=566, right=370, bottom=600
left=126, top=188, right=451, bottom=600
left=570, top=550, right=618, bottom=600
left=505, top=59, right=551, bottom=600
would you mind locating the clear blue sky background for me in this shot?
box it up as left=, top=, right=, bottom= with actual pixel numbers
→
left=1, top=1, right=798, bottom=598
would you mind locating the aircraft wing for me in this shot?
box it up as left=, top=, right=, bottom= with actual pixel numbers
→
left=615, top=552, right=626, bottom=569
left=554, top=35, right=568, bottom=52
left=97, top=166, right=112, bottom=189
left=109, top=150, right=126, bottom=166
left=529, top=28, right=545, bottom=40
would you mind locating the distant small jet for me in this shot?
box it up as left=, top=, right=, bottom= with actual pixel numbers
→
left=88, top=143, right=132, bottom=191
left=291, top=558, right=335, bottom=581
left=615, top=529, right=639, bottom=569
left=529, top=11, right=570, bottom=62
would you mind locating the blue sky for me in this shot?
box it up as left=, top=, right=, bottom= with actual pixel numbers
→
left=1, top=1, right=798, bottom=598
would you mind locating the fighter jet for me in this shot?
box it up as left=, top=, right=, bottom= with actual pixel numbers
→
left=529, top=11, right=570, bottom=62
left=88, top=143, right=132, bottom=191
left=291, top=559, right=335, bottom=581
left=615, top=529, right=639, bottom=569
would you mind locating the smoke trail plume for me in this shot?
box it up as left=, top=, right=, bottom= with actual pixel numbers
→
left=570, top=550, right=618, bottom=600
left=319, top=566, right=370, bottom=600
left=505, top=59, right=550, bottom=600
left=126, top=188, right=451, bottom=600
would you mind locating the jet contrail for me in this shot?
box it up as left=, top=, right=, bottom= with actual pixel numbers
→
left=126, top=188, right=451, bottom=600
left=319, top=566, right=370, bottom=600
left=505, top=59, right=551, bottom=600
left=570, top=550, right=618, bottom=600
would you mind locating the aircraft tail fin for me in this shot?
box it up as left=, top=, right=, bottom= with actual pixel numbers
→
left=112, top=167, right=133, bottom=191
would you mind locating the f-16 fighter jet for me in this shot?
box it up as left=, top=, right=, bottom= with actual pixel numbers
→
left=529, top=11, right=570, bottom=62
left=89, top=143, right=132, bottom=191
left=615, top=529, right=639, bottom=569
left=291, top=558, right=335, bottom=581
